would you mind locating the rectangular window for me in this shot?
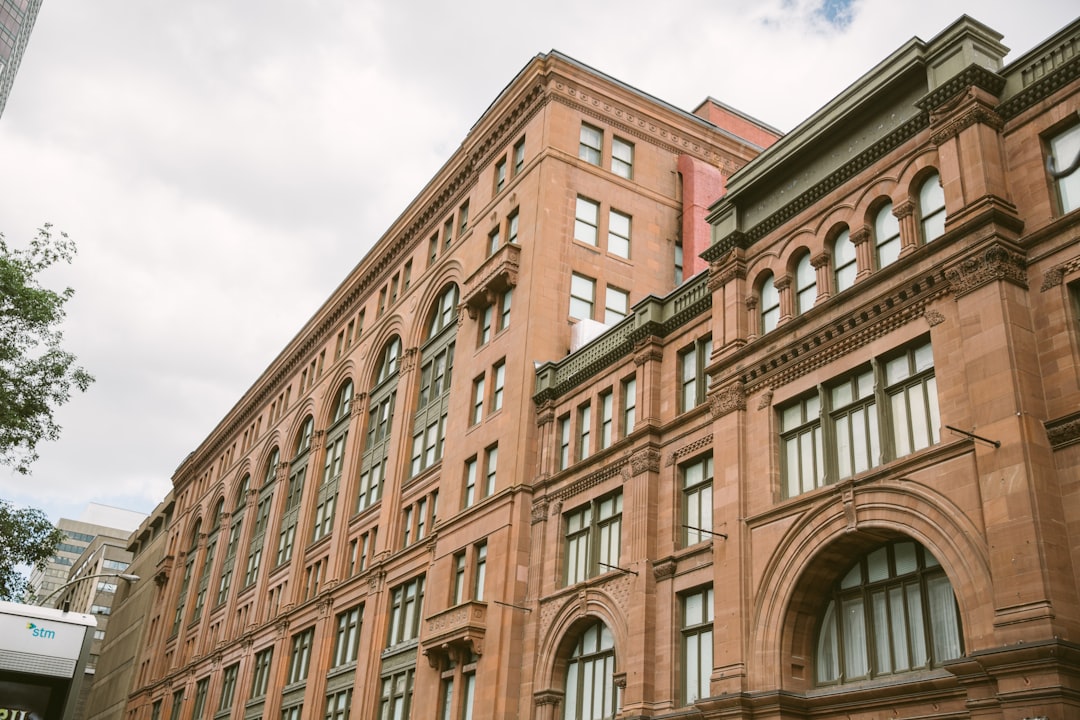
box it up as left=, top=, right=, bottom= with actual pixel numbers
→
left=604, top=285, right=629, bottom=325
left=1049, top=123, right=1080, bottom=214
left=500, top=288, right=512, bottom=330
left=569, top=273, right=596, bottom=321
left=249, top=648, right=273, bottom=699
left=621, top=376, right=636, bottom=437
left=579, top=123, right=602, bottom=165
left=492, top=360, right=505, bottom=412
left=682, top=586, right=714, bottom=704
left=333, top=605, right=363, bottom=666
left=487, top=226, right=500, bottom=256
left=577, top=402, right=592, bottom=461
left=681, top=455, right=713, bottom=546
left=780, top=339, right=940, bottom=498
left=484, top=445, right=498, bottom=497
left=564, top=492, right=623, bottom=585
left=507, top=209, right=519, bottom=245
left=463, top=457, right=477, bottom=508
left=281, top=705, right=302, bottom=720
left=452, top=551, right=466, bottom=605
left=473, top=543, right=487, bottom=601
left=574, top=196, right=600, bottom=246
left=170, top=690, right=183, bottom=720
left=387, top=576, right=425, bottom=646
left=611, top=136, right=634, bottom=179
left=191, top=678, right=209, bottom=720
left=471, top=375, right=485, bottom=425
left=218, top=664, right=239, bottom=711
left=325, top=689, right=352, bottom=720
left=494, top=157, right=507, bottom=193
left=379, top=669, right=415, bottom=720
left=679, top=336, right=713, bottom=412
left=287, top=628, right=314, bottom=684
left=599, top=390, right=613, bottom=449
left=402, top=505, right=414, bottom=548
left=607, top=209, right=631, bottom=258
left=479, top=305, right=493, bottom=346
left=444, top=218, right=454, bottom=248
left=513, top=137, right=526, bottom=175
left=458, top=200, right=470, bottom=236
left=558, top=414, right=571, bottom=470
left=675, top=241, right=684, bottom=285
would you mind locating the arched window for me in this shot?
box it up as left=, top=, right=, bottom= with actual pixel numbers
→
left=563, top=621, right=618, bottom=720
left=874, top=202, right=900, bottom=269
left=244, top=448, right=278, bottom=588
left=816, top=540, right=962, bottom=685
left=279, top=416, right=314, bottom=565
left=193, top=500, right=224, bottom=621
left=314, top=381, right=353, bottom=543
left=795, top=253, right=816, bottom=314
left=359, top=338, right=400, bottom=511
left=218, top=474, right=249, bottom=605
left=918, top=173, right=945, bottom=243
left=760, top=274, right=780, bottom=333
left=833, top=229, right=856, bottom=293
left=412, top=286, right=459, bottom=477
left=173, top=520, right=201, bottom=633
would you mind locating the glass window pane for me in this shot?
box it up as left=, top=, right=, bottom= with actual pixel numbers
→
left=842, top=596, right=869, bottom=679
left=905, top=583, right=927, bottom=668
left=867, top=547, right=889, bottom=582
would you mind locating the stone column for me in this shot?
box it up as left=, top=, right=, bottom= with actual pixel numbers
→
left=810, top=252, right=831, bottom=303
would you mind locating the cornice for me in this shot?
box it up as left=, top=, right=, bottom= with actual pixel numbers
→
left=914, top=64, right=1006, bottom=113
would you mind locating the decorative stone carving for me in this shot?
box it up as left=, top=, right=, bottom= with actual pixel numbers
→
left=930, top=94, right=1004, bottom=145
left=773, top=275, right=792, bottom=292
left=1041, top=267, right=1065, bottom=291
left=652, top=559, right=677, bottom=581
left=745, top=295, right=758, bottom=311
left=310, top=429, right=325, bottom=452
left=1045, top=412, right=1080, bottom=450
left=549, top=499, right=562, bottom=517
left=629, top=448, right=660, bottom=476
left=944, top=243, right=1027, bottom=297
left=757, top=388, right=774, bottom=410
left=531, top=498, right=549, bottom=524
left=850, top=227, right=871, bottom=247
left=924, top=308, right=946, bottom=326
left=633, top=340, right=663, bottom=366
left=809, top=252, right=831, bottom=270
left=400, top=346, right=419, bottom=374
left=893, top=199, right=916, bottom=219
left=710, top=382, right=746, bottom=418
left=350, top=391, right=367, bottom=417
left=708, top=253, right=747, bottom=290
left=666, top=435, right=714, bottom=466
left=536, top=401, right=555, bottom=427
left=534, top=689, right=564, bottom=707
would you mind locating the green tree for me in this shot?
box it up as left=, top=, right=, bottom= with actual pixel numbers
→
left=0, top=224, right=93, bottom=474
left=0, top=498, right=65, bottom=601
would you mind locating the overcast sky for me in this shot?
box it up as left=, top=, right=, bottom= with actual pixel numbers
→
left=0, top=0, right=1075, bottom=528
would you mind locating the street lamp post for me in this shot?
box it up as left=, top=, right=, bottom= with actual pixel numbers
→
left=40, top=572, right=141, bottom=610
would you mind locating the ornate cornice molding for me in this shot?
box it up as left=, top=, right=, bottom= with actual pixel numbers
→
left=666, top=435, right=714, bottom=467
left=929, top=98, right=1004, bottom=146
left=944, top=242, right=1027, bottom=297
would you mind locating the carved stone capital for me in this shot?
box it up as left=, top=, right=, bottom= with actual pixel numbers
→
left=850, top=227, right=871, bottom=247
left=773, top=275, right=792, bottom=292
left=944, top=243, right=1027, bottom=297
left=536, top=402, right=555, bottom=427
left=633, top=337, right=663, bottom=366
left=893, top=199, right=916, bottom=219
left=710, top=382, right=746, bottom=419
left=1046, top=412, right=1080, bottom=450
left=930, top=91, right=1004, bottom=145
left=1041, top=267, right=1065, bottom=291
left=531, top=498, right=549, bottom=524
left=810, top=252, right=831, bottom=270
left=629, top=448, right=661, bottom=476
left=400, top=346, right=419, bottom=374
left=757, top=388, right=774, bottom=410
left=310, top=429, right=325, bottom=452
left=534, top=689, right=564, bottom=707
left=652, top=559, right=676, bottom=581
left=744, top=296, right=758, bottom=311
left=708, top=254, right=747, bottom=290
left=350, top=392, right=367, bottom=417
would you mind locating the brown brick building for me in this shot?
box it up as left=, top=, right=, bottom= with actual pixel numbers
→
left=102, top=15, right=1080, bottom=720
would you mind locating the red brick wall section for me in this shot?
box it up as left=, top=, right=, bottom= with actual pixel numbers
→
left=678, top=154, right=724, bottom=278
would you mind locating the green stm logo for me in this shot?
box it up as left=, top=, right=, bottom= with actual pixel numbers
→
left=26, top=622, right=56, bottom=639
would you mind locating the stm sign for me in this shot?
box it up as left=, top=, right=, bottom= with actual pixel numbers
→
left=25, top=622, right=56, bottom=640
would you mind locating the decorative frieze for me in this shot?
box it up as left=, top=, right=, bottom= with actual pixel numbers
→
left=666, top=435, right=714, bottom=466
left=1045, top=411, right=1080, bottom=450
left=1040, top=253, right=1080, bottom=291
left=652, top=559, right=677, bottom=581
left=944, top=243, right=1027, bottom=297
left=629, top=448, right=661, bottom=475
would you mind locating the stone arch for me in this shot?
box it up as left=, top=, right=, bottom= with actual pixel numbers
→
left=749, top=477, right=992, bottom=692
left=534, top=588, right=629, bottom=700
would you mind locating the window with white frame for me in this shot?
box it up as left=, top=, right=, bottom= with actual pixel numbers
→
left=574, top=197, right=599, bottom=246
left=492, top=360, right=505, bottom=412
left=833, top=229, right=857, bottom=294
left=621, top=376, right=636, bottom=437
left=816, top=540, right=962, bottom=685
left=760, top=274, right=780, bottom=333
left=287, top=627, right=314, bottom=684
left=795, top=253, right=816, bottom=314
left=604, top=285, right=629, bottom=325
left=564, top=491, right=622, bottom=585
left=599, top=390, right=613, bottom=449
left=463, top=457, right=478, bottom=508
left=577, top=402, right=591, bottom=461
left=483, top=445, right=498, bottom=497
left=608, top=209, right=631, bottom=258
left=471, top=375, right=484, bottom=425
left=611, top=136, right=633, bottom=179
left=874, top=202, right=901, bottom=269
left=359, top=337, right=400, bottom=510
left=411, top=286, right=458, bottom=477
left=249, top=647, right=273, bottom=699
left=513, top=137, right=526, bottom=175
left=682, top=586, right=714, bottom=704
left=569, top=273, right=596, bottom=321
left=579, top=123, right=602, bottom=165
left=325, top=689, right=352, bottom=720
left=558, top=414, right=571, bottom=470
left=918, top=172, right=946, bottom=242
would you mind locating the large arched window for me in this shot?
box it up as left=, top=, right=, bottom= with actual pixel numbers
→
left=314, top=381, right=352, bottom=543
left=359, top=338, right=401, bottom=511
left=563, top=621, right=618, bottom=720
left=816, top=540, right=962, bottom=685
left=172, top=520, right=201, bottom=634
left=217, top=473, right=249, bottom=605
left=760, top=274, right=780, bottom=334
left=192, top=498, right=224, bottom=621
left=874, top=202, right=900, bottom=269
left=833, top=229, right=856, bottom=293
left=918, top=173, right=945, bottom=243
left=278, top=417, right=313, bottom=565
left=244, top=448, right=279, bottom=588
left=411, top=285, right=458, bottom=477
left=794, top=253, right=816, bottom=314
